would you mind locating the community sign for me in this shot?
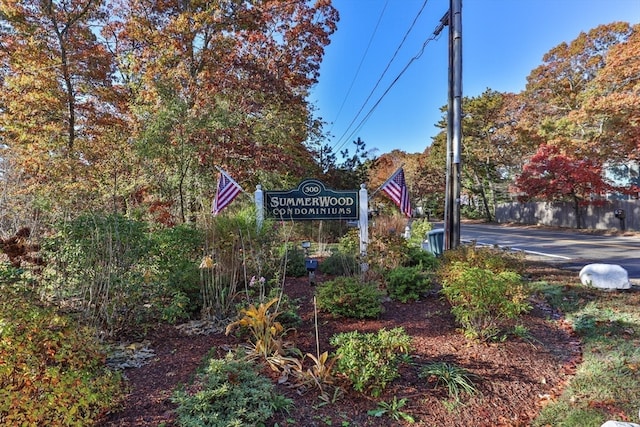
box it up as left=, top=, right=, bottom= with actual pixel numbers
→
left=265, top=179, right=359, bottom=221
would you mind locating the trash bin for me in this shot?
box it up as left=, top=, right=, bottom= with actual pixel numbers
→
left=426, top=229, right=445, bottom=256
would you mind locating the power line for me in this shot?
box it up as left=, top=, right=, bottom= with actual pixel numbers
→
left=331, top=0, right=429, bottom=153
left=336, top=22, right=445, bottom=152
left=328, top=0, right=389, bottom=137
left=332, top=15, right=446, bottom=153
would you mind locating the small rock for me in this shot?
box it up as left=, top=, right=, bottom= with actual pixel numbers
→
left=601, top=421, right=640, bottom=427
left=579, top=263, right=630, bottom=290
left=601, top=408, right=640, bottom=427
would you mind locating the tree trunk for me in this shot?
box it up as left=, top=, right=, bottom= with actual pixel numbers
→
left=573, top=195, right=582, bottom=229
left=474, top=173, right=493, bottom=222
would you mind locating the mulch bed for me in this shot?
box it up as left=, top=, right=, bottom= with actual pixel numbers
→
left=99, top=262, right=582, bottom=427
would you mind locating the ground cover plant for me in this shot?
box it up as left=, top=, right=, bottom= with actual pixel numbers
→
left=0, top=264, right=123, bottom=426
left=419, top=361, right=479, bottom=402
left=171, top=353, right=293, bottom=427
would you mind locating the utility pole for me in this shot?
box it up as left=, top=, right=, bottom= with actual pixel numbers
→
left=444, top=0, right=462, bottom=250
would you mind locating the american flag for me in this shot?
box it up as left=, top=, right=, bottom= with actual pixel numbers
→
left=381, top=167, right=412, bottom=217
left=212, top=169, right=243, bottom=215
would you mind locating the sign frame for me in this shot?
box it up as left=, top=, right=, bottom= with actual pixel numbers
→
left=264, top=179, right=359, bottom=221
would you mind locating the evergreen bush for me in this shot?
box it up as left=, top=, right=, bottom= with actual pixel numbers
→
left=172, top=353, right=292, bottom=427
left=330, top=328, right=411, bottom=397
left=385, top=265, right=432, bottom=303
left=315, top=277, right=384, bottom=319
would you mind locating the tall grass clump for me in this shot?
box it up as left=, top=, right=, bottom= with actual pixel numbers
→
left=419, top=361, right=479, bottom=401
left=200, top=208, right=284, bottom=320
left=42, top=213, right=153, bottom=336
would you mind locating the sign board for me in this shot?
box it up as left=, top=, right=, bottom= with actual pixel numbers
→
left=265, top=179, right=359, bottom=221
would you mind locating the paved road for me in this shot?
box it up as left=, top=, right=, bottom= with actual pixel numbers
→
left=435, top=222, right=640, bottom=280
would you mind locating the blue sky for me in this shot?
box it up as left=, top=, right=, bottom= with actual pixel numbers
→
left=309, top=0, right=640, bottom=156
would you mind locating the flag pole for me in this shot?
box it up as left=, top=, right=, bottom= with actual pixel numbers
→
left=368, top=164, right=405, bottom=200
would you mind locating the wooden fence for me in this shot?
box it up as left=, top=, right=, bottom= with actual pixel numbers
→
left=494, top=200, right=640, bottom=231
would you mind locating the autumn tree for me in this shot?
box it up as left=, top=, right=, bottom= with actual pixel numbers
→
left=365, top=150, right=407, bottom=216
left=461, top=89, right=525, bottom=221
left=579, top=23, right=640, bottom=162
left=401, top=143, right=444, bottom=219
left=520, top=22, right=636, bottom=162
left=107, top=0, right=338, bottom=223
left=0, top=0, right=129, bottom=226
left=515, top=144, right=621, bottom=228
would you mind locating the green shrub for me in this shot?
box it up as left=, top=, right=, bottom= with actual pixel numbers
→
left=367, top=231, right=411, bottom=273
left=161, top=291, right=192, bottom=324
left=318, top=251, right=358, bottom=276
left=149, top=224, right=205, bottom=321
left=0, top=265, right=123, bottom=426
left=385, top=265, right=432, bottom=303
left=172, top=353, right=292, bottom=426
left=41, top=213, right=153, bottom=335
left=330, top=328, right=412, bottom=397
left=440, top=263, right=531, bottom=340
left=337, top=228, right=360, bottom=255
left=315, top=277, right=384, bottom=319
left=282, top=245, right=308, bottom=278
left=404, top=245, right=439, bottom=269
left=407, top=218, right=432, bottom=248
left=42, top=215, right=210, bottom=331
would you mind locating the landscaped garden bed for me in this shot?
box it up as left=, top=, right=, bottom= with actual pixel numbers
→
left=100, top=263, right=583, bottom=427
